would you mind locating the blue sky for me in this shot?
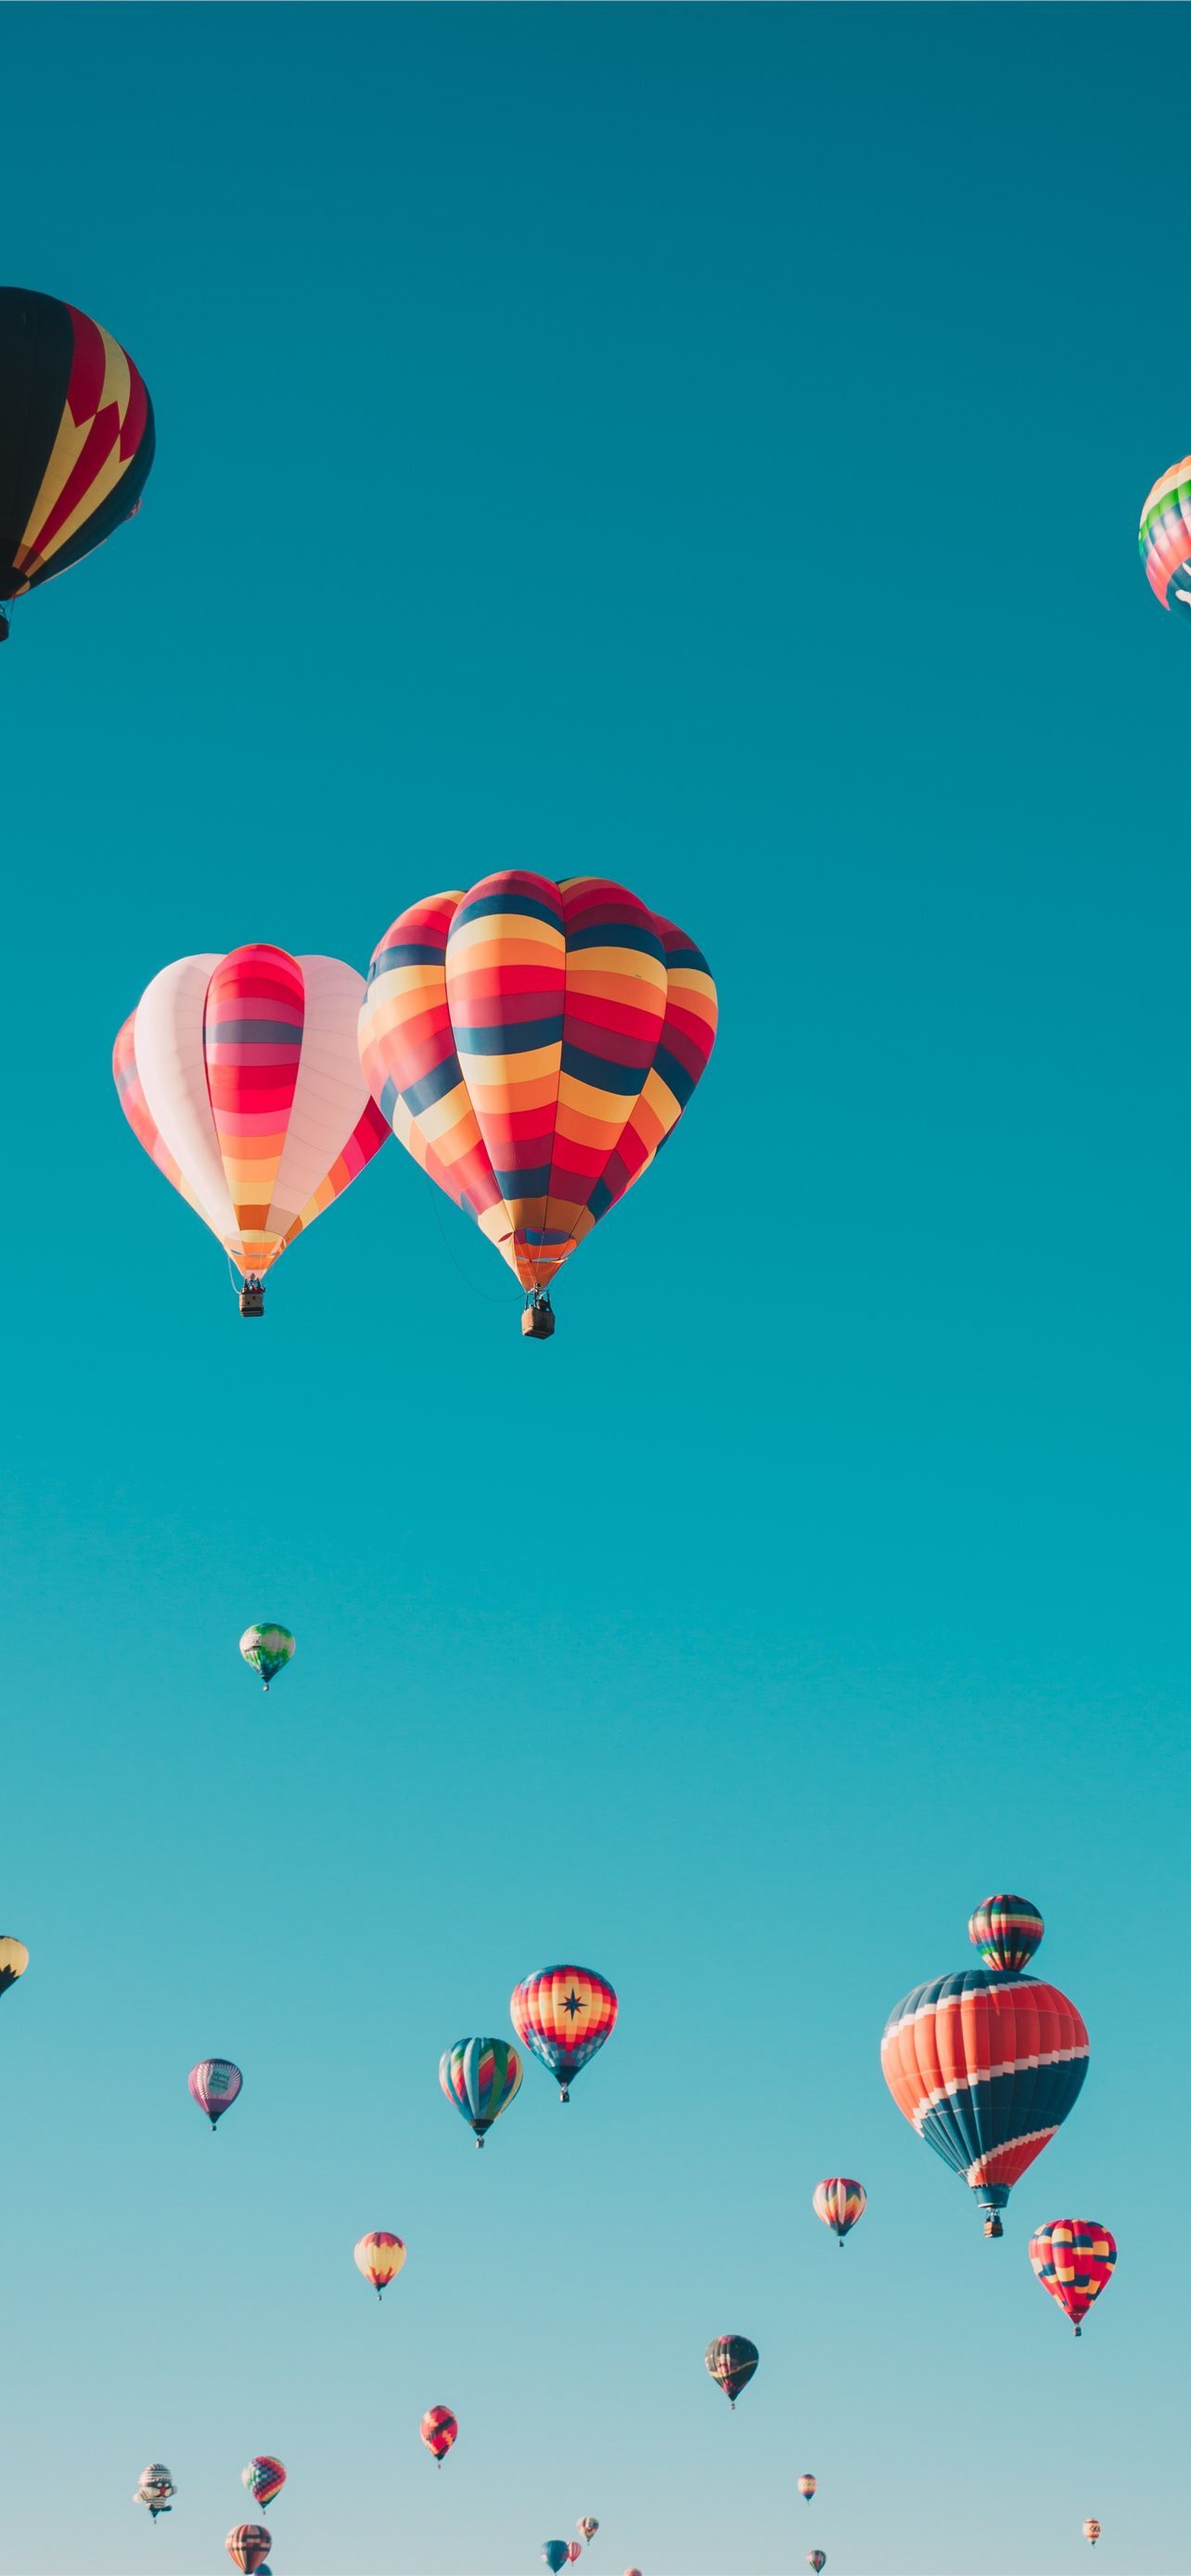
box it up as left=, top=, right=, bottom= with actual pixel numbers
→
left=1, top=6, right=1187, bottom=2571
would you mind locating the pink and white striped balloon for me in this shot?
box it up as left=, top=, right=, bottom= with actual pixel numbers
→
left=188, top=2058, right=243, bottom=2130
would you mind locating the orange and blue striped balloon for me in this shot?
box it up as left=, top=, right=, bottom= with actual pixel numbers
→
left=357, top=874, right=717, bottom=1324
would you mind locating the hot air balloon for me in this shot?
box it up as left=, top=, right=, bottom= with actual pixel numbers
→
left=968, top=1894, right=1044, bottom=1973
left=239, top=1625, right=295, bottom=1692
left=114, top=947, right=389, bottom=1315
left=241, top=2459, right=286, bottom=2508
left=705, top=2335, right=759, bottom=2409
left=510, top=1965, right=618, bottom=2103
left=813, top=2177, right=865, bottom=2244
left=0, top=1936, right=28, bottom=1997
left=808, top=2556, right=827, bottom=2573
left=134, top=2465, right=175, bottom=2518
left=358, top=874, right=718, bottom=1336
left=799, top=2476, right=816, bottom=2502
left=880, top=1906, right=1088, bottom=2236
left=1139, top=459, right=1191, bottom=624
left=1029, top=2220, right=1117, bottom=2338
left=439, top=2037, right=522, bottom=2146
left=579, top=2522, right=599, bottom=2544
left=567, top=2550, right=583, bottom=2567
left=0, top=287, right=154, bottom=644
left=226, top=2530, right=271, bottom=2574
left=188, top=2058, right=243, bottom=2131
left=544, top=2547, right=570, bottom=2573
left=354, top=2231, right=406, bottom=2296
left=420, top=2405, right=457, bottom=2463
left=1083, top=2521, right=1101, bottom=2547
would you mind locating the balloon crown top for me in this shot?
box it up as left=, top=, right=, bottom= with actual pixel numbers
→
left=967, top=1893, right=1044, bottom=1972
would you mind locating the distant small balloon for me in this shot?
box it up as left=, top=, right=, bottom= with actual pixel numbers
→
left=189, top=2058, right=243, bottom=2130
left=544, top=2547, right=570, bottom=2573
left=134, top=2465, right=175, bottom=2519
left=420, top=2404, right=457, bottom=2462
left=354, top=2230, right=406, bottom=2296
left=705, top=2333, right=759, bottom=2408
left=226, top=2530, right=271, bottom=2574
left=808, top=2556, right=827, bottom=2574
left=1083, top=2522, right=1101, bottom=2547
left=799, top=2474, right=816, bottom=2501
left=566, top=2550, right=583, bottom=2566
left=239, top=1624, right=295, bottom=1692
left=968, top=1893, right=1044, bottom=1972
left=578, top=2521, right=599, bottom=2544
left=241, top=2458, right=286, bottom=2507
left=440, top=2036, right=522, bottom=2145
left=0, top=1936, right=28, bottom=1996
left=813, top=2176, right=865, bottom=2243
left=1140, top=459, right=1191, bottom=623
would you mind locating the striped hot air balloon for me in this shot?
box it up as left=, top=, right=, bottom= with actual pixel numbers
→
left=510, top=1965, right=618, bottom=2103
left=566, top=2549, right=583, bottom=2566
left=808, top=2556, right=827, bottom=2573
left=812, top=2177, right=866, bottom=2245
left=968, top=1894, right=1044, bottom=1973
left=225, top=2530, right=271, bottom=2574
left=798, top=2476, right=816, bottom=2503
left=353, top=2231, right=406, bottom=2297
left=705, top=2334, right=759, bottom=2409
left=578, top=2521, right=599, bottom=2544
left=114, top=947, right=389, bottom=1315
left=1029, top=2220, right=1117, bottom=2338
left=188, top=2058, right=243, bottom=2132
left=420, top=2405, right=457, bottom=2463
left=881, top=1915, right=1088, bottom=2237
left=0, top=287, right=154, bottom=642
left=1140, top=457, right=1191, bottom=623
left=439, top=2037, right=522, bottom=2146
left=357, top=874, right=717, bottom=1336
left=241, top=2458, right=286, bottom=2508
left=1083, top=2521, right=1101, bottom=2546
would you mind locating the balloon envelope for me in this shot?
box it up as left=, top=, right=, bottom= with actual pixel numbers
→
left=1083, top=2521, right=1101, bottom=2545
left=1029, top=2219, right=1117, bottom=2336
left=579, top=2521, right=599, bottom=2543
left=420, top=2405, right=457, bottom=2460
left=705, top=2334, right=759, bottom=2407
left=439, top=2037, right=522, bottom=2143
left=544, top=2547, right=570, bottom=2573
left=0, top=1936, right=29, bottom=1996
left=354, top=2230, right=406, bottom=2293
left=188, top=2058, right=243, bottom=2128
left=358, top=874, right=717, bottom=1305
left=241, top=2458, right=286, bottom=2507
left=808, top=2556, right=827, bottom=2573
left=0, top=287, right=154, bottom=623
left=880, top=1968, right=1088, bottom=2227
left=567, top=2549, right=583, bottom=2565
left=799, top=2475, right=816, bottom=2500
left=510, top=1964, right=618, bottom=2099
left=812, top=2177, right=865, bottom=2241
left=1140, top=459, right=1191, bottom=621
left=114, top=948, right=388, bottom=1292
left=968, top=1894, right=1044, bottom=1973
left=240, top=1624, right=294, bottom=1690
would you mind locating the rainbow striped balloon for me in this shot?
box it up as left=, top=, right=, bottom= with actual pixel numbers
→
left=1029, top=2218, right=1117, bottom=2338
left=968, top=1893, right=1044, bottom=1973
left=439, top=2037, right=522, bottom=2147
left=241, top=2458, right=286, bottom=2508
left=812, top=2177, right=865, bottom=2244
left=1140, top=457, right=1191, bottom=620
left=358, top=874, right=717, bottom=1322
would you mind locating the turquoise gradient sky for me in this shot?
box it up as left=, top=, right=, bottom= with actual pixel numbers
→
left=1, top=7, right=1187, bottom=2572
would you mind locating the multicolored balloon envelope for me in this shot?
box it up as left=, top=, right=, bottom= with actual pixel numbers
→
left=1140, top=458, right=1191, bottom=623
left=880, top=1909, right=1088, bottom=2235
left=1029, top=2219, right=1117, bottom=2338
left=241, top=2457, right=286, bottom=2507
left=544, top=2546, right=570, bottom=2573
left=239, top=1625, right=294, bottom=1692
left=705, top=2334, right=759, bottom=2408
left=420, top=2404, right=457, bottom=2463
left=0, top=287, right=154, bottom=641
left=812, top=2176, right=865, bottom=2243
left=808, top=2556, right=827, bottom=2573
left=188, top=2058, right=243, bottom=2131
left=578, top=2521, right=599, bottom=2544
left=357, top=873, right=717, bottom=1333
left=968, top=1893, right=1044, bottom=1973
left=0, top=1936, right=29, bottom=1996
left=799, top=2475, right=816, bottom=2502
left=509, top=1964, right=618, bottom=2102
left=1083, top=2521, right=1101, bottom=2546
left=440, top=2036, right=522, bottom=2145
left=226, top=2530, right=271, bottom=2574
left=114, top=946, right=389, bottom=1313
left=354, top=2230, right=406, bottom=2295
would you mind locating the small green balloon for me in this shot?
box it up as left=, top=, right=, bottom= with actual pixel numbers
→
left=239, top=1623, right=295, bottom=1692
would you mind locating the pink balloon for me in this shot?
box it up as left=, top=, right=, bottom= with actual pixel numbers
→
left=188, top=2059, right=243, bottom=2131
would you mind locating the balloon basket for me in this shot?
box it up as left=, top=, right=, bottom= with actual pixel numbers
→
left=521, top=1295, right=555, bottom=1340
left=239, top=1280, right=264, bottom=1319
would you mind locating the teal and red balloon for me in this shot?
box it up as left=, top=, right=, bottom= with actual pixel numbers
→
left=1029, top=2220, right=1117, bottom=2338
left=705, top=2334, right=758, bottom=2409
left=439, top=2037, right=522, bottom=2146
